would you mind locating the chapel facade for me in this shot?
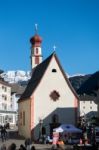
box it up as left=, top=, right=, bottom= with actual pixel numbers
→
left=18, top=29, right=79, bottom=140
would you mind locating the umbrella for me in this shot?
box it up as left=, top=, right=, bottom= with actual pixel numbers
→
left=53, top=124, right=82, bottom=133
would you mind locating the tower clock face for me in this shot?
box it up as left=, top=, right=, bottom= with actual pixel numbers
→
left=50, top=90, right=60, bottom=101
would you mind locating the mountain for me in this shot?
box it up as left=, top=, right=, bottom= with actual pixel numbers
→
left=77, top=71, right=99, bottom=96
left=0, top=69, right=4, bottom=74
left=0, top=70, right=31, bottom=83
left=1, top=70, right=99, bottom=97
left=1, top=70, right=89, bottom=87
left=69, top=71, right=99, bottom=97
left=69, top=74, right=91, bottom=92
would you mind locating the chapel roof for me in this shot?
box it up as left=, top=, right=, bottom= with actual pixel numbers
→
left=18, top=52, right=79, bottom=102
left=19, top=53, right=53, bottom=101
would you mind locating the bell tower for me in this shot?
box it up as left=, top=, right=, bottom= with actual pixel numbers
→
left=30, top=24, right=42, bottom=69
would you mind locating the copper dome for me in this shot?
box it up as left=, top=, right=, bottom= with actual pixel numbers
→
left=30, top=34, right=42, bottom=45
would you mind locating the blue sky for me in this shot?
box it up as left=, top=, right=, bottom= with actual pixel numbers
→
left=0, top=0, right=99, bottom=76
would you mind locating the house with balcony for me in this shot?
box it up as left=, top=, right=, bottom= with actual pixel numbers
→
left=0, top=79, right=17, bottom=127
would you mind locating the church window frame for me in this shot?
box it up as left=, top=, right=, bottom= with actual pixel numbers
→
left=50, top=90, right=60, bottom=101
left=90, top=101, right=92, bottom=104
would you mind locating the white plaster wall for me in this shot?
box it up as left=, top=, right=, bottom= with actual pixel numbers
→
left=0, top=83, right=11, bottom=111
left=80, top=100, right=98, bottom=116
left=32, top=56, right=77, bottom=138
left=18, top=99, right=31, bottom=138
left=11, top=93, right=18, bottom=111
left=33, top=47, right=42, bottom=55
left=0, top=84, right=3, bottom=109
left=31, top=56, right=42, bottom=68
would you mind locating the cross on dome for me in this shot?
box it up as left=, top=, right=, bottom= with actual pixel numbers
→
left=30, top=24, right=42, bottom=46
left=35, top=23, right=38, bottom=34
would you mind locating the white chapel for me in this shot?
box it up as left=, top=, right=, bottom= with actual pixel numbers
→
left=18, top=28, right=79, bottom=140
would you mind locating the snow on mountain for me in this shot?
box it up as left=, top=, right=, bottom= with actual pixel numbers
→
left=1, top=70, right=31, bottom=83
left=0, top=70, right=87, bottom=86
left=68, top=73, right=85, bottom=78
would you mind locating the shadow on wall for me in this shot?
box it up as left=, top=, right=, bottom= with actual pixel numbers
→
left=31, top=107, right=78, bottom=140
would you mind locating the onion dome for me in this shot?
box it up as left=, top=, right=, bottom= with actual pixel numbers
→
left=30, top=34, right=42, bottom=46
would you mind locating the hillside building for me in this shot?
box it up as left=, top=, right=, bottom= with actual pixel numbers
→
left=0, top=79, right=16, bottom=127
left=79, top=94, right=98, bottom=118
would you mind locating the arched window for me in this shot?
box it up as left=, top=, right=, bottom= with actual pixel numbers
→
left=35, top=57, right=39, bottom=64
left=52, top=69, right=57, bottom=72
left=36, top=48, right=38, bottom=54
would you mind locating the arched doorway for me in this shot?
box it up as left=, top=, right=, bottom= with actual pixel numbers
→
left=49, top=114, right=61, bottom=138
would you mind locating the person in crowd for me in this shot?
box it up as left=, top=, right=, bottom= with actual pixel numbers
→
left=57, top=139, right=65, bottom=150
left=24, top=138, right=32, bottom=150
left=0, top=126, right=3, bottom=142
left=64, top=134, right=68, bottom=144
left=31, top=146, right=36, bottom=150
left=19, top=144, right=26, bottom=150
left=91, top=127, right=96, bottom=146
left=3, top=126, right=7, bottom=140
left=8, top=143, right=16, bottom=150
left=0, top=126, right=7, bottom=142
left=86, top=125, right=92, bottom=143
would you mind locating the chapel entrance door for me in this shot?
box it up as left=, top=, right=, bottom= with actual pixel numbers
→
left=49, top=114, right=61, bottom=138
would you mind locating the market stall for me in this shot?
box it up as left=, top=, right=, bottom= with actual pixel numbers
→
left=53, top=124, right=82, bottom=144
